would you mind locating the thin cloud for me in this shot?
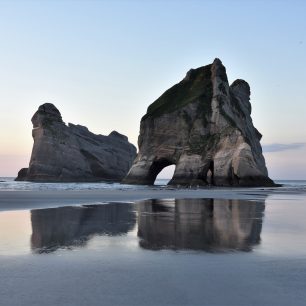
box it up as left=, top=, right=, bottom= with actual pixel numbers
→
left=262, top=143, right=306, bottom=153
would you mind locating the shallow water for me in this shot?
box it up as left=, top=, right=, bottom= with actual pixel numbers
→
left=1, top=196, right=306, bottom=305
left=1, top=196, right=306, bottom=257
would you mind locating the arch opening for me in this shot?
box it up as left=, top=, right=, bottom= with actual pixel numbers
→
left=197, top=160, right=215, bottom=185
left=147, top=158, right=175, bottom=185
left=206, top=160, right=214, bottom=185
left=155, top=165, right=176, bottom=185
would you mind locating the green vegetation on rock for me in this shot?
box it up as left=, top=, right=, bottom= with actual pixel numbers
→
left=143, top=64, right=213, bottom=120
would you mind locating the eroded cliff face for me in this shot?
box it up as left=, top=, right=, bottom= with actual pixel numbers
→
left=16, top=103, right=136, bottom=182
left=124, top=58, right=275, bottom=186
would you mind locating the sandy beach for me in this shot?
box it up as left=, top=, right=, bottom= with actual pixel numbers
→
left=1, top=244, right=306, bottom=306
left=0, top=185, right=303, bottom=211
left=1, top=184, right=306, bottom=305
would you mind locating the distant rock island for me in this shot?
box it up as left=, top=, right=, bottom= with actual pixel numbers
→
left=16, top=103, right=136, bottom=182
left=124, top=58, right=275, bottom=186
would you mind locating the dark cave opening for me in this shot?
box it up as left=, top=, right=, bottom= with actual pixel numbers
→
left=206, top=160, right=214, bottom=185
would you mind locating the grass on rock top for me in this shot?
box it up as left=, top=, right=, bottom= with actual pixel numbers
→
left=142, top=64, right=213, bottom=120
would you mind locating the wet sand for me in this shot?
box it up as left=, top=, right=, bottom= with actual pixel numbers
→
left=1, top=250, right=306, bottom=306
left=1, top=189, right=306, bottom=305
left=0, top=186, right=300, bottom=211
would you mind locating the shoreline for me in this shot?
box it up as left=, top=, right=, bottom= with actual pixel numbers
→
left=1, top=185, right=305, bottom=212
left=1, top=186, right=306, bottom=306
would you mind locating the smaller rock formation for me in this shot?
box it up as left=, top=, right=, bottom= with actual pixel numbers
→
left=16, top=103, right=136, bottom=182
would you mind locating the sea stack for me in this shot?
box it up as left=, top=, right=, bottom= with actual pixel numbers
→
left=16, top=103, right=136, bottom=182
left=124, top=58, right=275, bottom=186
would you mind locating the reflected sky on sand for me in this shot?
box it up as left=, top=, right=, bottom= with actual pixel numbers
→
left=1, top=196, right=306, bottom=257
left=0, top=198, right=265, bottom=255
left=30, top=203, right=137, bottom=254
left=2, top=196, right=306, bottom=306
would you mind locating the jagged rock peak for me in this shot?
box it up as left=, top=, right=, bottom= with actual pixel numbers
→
left=123, top=59, right=275, bottom=187
left=32, top=103, right=64, bottom=128
left=231, top=79, right=250, bottom=93
left=109, top=130, right=128, bottom=141
left=16, top=103, right=136, bottom=182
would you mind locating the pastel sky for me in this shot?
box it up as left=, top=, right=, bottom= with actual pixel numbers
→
left=0, top=0, right=305, bottom=179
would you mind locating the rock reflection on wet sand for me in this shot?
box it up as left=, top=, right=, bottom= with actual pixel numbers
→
left=29, top=198, right=265, bottom=254
left=31, top=203, right=136, bottom=253
left=137, top=199, right=265, bottom=252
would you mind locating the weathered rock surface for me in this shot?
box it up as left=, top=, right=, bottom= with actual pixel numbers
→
left=16, top=103, right=136, bottom=182
left=124, top=58, right=275, bottom=186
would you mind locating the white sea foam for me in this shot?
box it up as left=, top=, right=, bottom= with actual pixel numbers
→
left=0, top=177, right=305, bottom=192
left=0, top=177, right=170, bottom=191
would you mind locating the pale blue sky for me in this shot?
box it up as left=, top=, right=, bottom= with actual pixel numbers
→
left=0, top=0, right=305, bottom=179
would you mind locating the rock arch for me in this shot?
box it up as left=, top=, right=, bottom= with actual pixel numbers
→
left=123, top=59, right=275, bottom=187
left=124, top=157, right=176, bottom=185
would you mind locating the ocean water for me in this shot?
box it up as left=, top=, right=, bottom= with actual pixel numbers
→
left=0, top=177, right=305, bottom=191
left=0, top=177, right=170, bottom=191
